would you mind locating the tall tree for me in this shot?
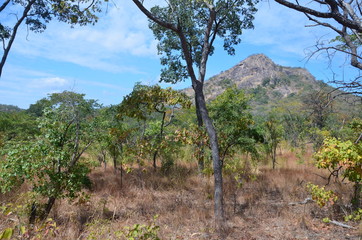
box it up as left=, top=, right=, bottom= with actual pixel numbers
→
left=131, top=0, right=258, bottom=231
left=274, top=0, right=362, bottom=94
left=0, top=0, right=102, bottom=77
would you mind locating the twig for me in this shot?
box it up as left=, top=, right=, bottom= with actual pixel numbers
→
left=329, top=220, right=355, bottom=229
left=289, top=197, right=314, bottom=206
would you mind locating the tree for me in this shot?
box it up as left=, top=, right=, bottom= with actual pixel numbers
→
left=209, top=86, right=262, bottom=165
left=314, top=119, right=362, bottom=209
left=27, top=97, right=54, bottom=117
left=0, top=0, right=102, bottom=77
left=131, top=0, right=258, bottom=231
left=118, top=83, right=191, bottom=169
left=264, top=112, right=284, bottom=169
left=302, top=89, right=334, bottom=130
left=274, top=0, right=362, bottom=94
left=0, top=91, right=100, bottom=221
left=0, top=111, right=39, bottom=141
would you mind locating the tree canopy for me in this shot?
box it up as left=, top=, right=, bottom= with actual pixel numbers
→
left=0, top=0, right=103, bottom=77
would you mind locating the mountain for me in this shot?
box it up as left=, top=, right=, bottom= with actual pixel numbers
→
left=183, top=54, right=361, bottom=118
left=184, top=54, right=321, bottom=102
left=0, top=104, right=23, bottom=112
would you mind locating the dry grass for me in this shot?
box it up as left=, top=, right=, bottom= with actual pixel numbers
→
left=0, top=148, right=361, bottom=239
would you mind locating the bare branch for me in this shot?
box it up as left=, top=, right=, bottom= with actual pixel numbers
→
left=274, top=0, right=362, bottom=32
left=0, top=0, right=10, bottom=12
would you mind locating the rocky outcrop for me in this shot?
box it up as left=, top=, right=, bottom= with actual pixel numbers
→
left=184, top=54, right=319, bottom=101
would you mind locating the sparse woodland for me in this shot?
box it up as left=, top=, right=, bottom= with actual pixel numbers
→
left=1, top=0, right=362, bottom=239
left=0, top=80, right=361, bottom=239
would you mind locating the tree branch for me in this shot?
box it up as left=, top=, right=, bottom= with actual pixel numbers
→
left=0, top=0, right=36, bottom=78
left=0, top=0, right=10, bottom=12
left=274, top=0, right=362, bottom=32
left=131, top=0, right=178, bottom=32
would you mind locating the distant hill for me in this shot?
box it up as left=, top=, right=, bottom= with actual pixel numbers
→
left=184, top=54, right=360, bottom=116
left=184, top=54, right=320, bottom=100
left=0, top=104, right=23, bottom=112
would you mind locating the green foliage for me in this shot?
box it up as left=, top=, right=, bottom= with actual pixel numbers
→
left=118, top=83, right=191, bottom=120
left=149, top=0, right=258, bottom=83
left=0, top=218, right=58, bottom=240
left=121, top=219, right=160, bottom=240
left=209, top=86, right=262, bottom=163
left=330, top=34, right=362, bottom=50
left=27, top=98, right=54, bottom=117
left=0, top=91, right=99, bottom=215
left=249, top=86, right=269, bottom=104
left=0, top=104, right=23, bottom=112
left=3, top=0, right=102, bottom=34
left=306, top=183, right=338, bottom=208
left=0, top=228, right=13, bottom=240
left=0, top=111, right=39, bottom=141
left=345, top=208, right=362, bottom=222
left=263, top=111, right=284, bottom=168
left=315, top=137, right=362, bottom=182
left=117, top=83, right=191, bottom=168
left=84, top=216, right=161, bottom=240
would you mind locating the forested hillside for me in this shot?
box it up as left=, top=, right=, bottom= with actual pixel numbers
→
left=0, top=104, right=23, bottom=113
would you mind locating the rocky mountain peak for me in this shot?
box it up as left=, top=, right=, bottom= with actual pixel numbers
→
left=199, top=53, right=318, bottom=101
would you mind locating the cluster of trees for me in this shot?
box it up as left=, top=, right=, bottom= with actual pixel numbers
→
left=0, top=83, right=360, bottom=224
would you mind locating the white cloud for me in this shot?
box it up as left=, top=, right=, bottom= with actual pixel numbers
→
left=10, top=0, right=159, bottom=73
left=32, top=77, right=69, bottom=88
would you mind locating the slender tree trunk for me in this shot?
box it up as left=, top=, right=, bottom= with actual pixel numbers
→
left=0, top=0, right=36, bottom=78
left=194, top=97, right=205, bottom=173
left=42, top=196, right=56, bottom=220
left=153, top=111, right=166, bottom=170
left=352, top=182, right=361, bottom=210
left=272, top=144, right=277, bottom=169
left=113, top=156, right=117, bottom=173
left=29, top=202, right=37, bottom=224
left=194, top=83, right=225, bottom=232
left=120, top=161, right=123, bottom=188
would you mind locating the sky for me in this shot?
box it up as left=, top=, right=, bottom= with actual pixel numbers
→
left=0, top=0, right=359, bottom=109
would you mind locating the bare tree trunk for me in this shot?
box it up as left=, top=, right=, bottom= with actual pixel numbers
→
left=195, top=97, right=205, bottom=173
left=153, top=111, right=166, bottom=170
left=194, top=83, right=225, bottom=232
left=29, top=202, right=37, bottom=224
left=352, top=182, right=361, bottom=210
left=42, top=196, right=56, bottom=220
left=272, top=144, right=277, bottom=169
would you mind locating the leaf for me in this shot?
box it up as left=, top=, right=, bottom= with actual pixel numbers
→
left=20, top=226, right=27, bottom=235
left=0, top=228, right=14, bottom=240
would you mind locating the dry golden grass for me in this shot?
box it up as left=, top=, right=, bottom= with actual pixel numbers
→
left=0, top=148, right=360, bottom=239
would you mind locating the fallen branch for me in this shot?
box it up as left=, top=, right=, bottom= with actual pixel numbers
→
left=329, top=220, right=355, bottom=229
left=289, top=197, right=314, bottom=206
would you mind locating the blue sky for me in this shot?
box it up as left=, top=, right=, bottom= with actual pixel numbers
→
left=0, top=0, right=358, bottom=109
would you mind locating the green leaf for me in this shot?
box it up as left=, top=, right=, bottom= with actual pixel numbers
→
left=0, top=228, right=14, bottom=240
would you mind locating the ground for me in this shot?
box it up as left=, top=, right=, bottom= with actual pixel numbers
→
left=0, top=149, right=361, bottom=239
